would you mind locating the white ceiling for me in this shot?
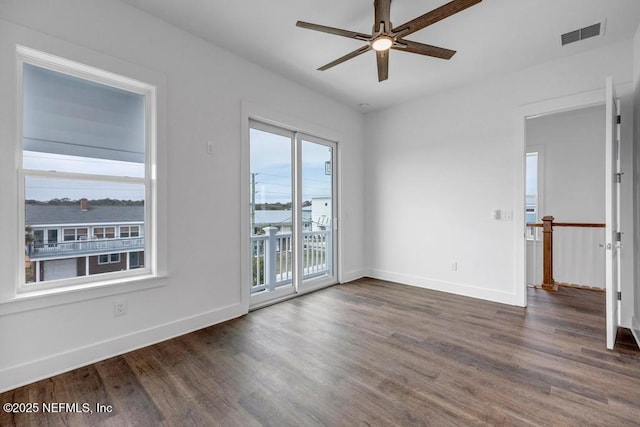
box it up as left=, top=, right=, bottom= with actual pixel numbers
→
left=120, top=0, right=640, bottom=111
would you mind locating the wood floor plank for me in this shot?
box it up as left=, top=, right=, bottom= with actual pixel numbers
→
left=2, top=278, right=639, bottom=426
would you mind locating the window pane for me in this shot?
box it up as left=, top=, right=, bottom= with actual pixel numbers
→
left=24, top=176, right=144, bottom=285
left=129, top=252, right=139, bottom=268
left=249, top=126, right=293, bottom=292
left=47, top=229, right=57, bottom=244
left=63, top=229, right=75, bottom=241
left=301, top=140, right=333, bottom=280
left=525, top=153, right=538, bottom=225
left=526, top=153, right=538, bottom=195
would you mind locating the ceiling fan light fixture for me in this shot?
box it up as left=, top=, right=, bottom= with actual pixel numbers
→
left=371, top=36, right=393, bottom=51
left=297, top=0, right=483, bottom=81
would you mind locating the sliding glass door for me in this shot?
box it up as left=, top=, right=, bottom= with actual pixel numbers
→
left=249, top=120, right=336, bottom=306
left=298, top=136, right=335, bottom=292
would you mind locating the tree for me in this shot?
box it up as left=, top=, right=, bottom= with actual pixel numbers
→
left=25, top=226, right=34, bottom=244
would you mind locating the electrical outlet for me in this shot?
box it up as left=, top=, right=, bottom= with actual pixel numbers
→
left=451, top=262, right=458, bottom=271
left=114, top=301, right=128, bottom=317
left=207, top=141, right=214, bottom=155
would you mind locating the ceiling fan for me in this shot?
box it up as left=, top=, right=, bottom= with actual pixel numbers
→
left=296, top=0, right=482, bottom=82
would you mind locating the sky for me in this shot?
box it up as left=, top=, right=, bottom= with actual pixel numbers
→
left=250, top=128, right=333, bottom=205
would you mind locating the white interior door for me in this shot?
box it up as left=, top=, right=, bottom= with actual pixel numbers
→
left=604, top=76, right=620, bottom=349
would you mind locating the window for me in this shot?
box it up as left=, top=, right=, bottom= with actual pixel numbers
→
left=94, top=227, right=115, bottom=239
left=33, top=229, right=44, bottom=245
left=98, top=253, right=121, bottom=265
left=526, top=151, right=539, bottom=239
left=129, top=252, right=140, bottom=268
left=47, top=229, right=58, bottom=245
left=120, top=225, right=140, bottom=238
left=19, top=47, right=156, bottom=291
left=63, top=228, right=88, bottom=241
left=30, top=228, right=58, bottom=247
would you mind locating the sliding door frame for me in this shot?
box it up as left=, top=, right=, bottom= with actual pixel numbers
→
left=240, top=102, right=340, bottom=312
left=296, top=132, right=338, bottom=294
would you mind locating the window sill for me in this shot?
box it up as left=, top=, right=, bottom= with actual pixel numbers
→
left=0, top=273, right=168, bottom=315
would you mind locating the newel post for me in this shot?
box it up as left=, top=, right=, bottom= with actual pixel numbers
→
left=263, top=227, right=278, bottom=292
left=541, top=216, right=557, bottom=291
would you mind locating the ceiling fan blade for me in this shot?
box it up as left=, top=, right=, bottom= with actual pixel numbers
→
left=393, top=39, right=456, bottom=60
left=318, top=45, right=371, bottom=71
left=296, top=21, right=370, bottom=41
left=374, top=0, right=391, bottom=32
left=376, top=50, right=389, bottom=82
left=392, top=0, right=482, bottom=38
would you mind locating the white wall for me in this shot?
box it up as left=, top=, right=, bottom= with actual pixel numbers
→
left=527, top=106, right=605, bottom=223
left=364, top=40, right=634, bottom=307
left=0, top=0, right=365, bottom=392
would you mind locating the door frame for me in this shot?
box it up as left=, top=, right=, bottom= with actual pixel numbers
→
left=240, top=101, right=341, bottom=312
left=514, top=89, right=606, bottom=308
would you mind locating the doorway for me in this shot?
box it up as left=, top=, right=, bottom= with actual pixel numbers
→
left=520, top=88, right=625, bottom=349
left=248, top=120, right=337, bottom=308
left=524, top=104, right=606, bottom=291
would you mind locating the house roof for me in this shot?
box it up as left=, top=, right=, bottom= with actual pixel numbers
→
left=26, top=204, right=144, bottom=226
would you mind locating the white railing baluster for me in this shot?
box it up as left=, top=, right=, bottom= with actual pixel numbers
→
left=249, top=229, right=330, bottom=294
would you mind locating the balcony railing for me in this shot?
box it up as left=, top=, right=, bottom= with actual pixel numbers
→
left=251, top=227, right=331, bottom=294
left=28, top=237, right=145, bottom=259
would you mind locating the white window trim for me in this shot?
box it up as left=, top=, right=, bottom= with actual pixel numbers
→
left=15, top=46, right=158, bottom=296
left=525, top=145, right=545, bottom=241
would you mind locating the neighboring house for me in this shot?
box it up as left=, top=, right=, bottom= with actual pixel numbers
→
left=311, top=197, right=331, bottom=231
left=25, top=198, right=144, bottom=283
left=252, top=208, right=312, bottom=234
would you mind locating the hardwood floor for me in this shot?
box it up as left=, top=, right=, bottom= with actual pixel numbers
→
left=2, top=278, right=639, bottom=426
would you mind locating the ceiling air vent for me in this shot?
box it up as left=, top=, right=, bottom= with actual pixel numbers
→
left=561, top=23, right=601, bottom=46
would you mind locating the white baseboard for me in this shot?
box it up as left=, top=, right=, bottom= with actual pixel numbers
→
left=0, top=302, right=246, bottom=393
left=365, top=269, right=519, bottom=306
left=340, top=269, right=366, bottom=283
left=632, top=316, right=640, bottom=349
